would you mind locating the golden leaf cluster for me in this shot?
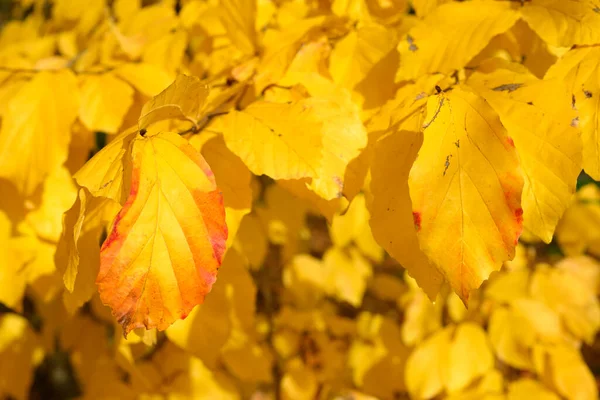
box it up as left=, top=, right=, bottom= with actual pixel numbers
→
left=0, top=0, right=599, bottom=399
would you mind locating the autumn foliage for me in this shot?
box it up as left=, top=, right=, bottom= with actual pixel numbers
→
left=1, top=0, right=600, bottom=399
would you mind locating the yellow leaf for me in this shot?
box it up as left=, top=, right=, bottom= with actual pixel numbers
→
left=530, top=264, right=600, bottom=344
left=521, top=0, right=600, bottom=47
left=556, top=256, right=600, bottom=296
left=409, top=87, right=524, bottom=303
left=0, top=314, right=40, bottom=400
left=25, top=166, right=77, bottom=242
left=254, top=16, right=326, bottom=92
left=329, top=23, right=396, bottom=89
left=281, top=359, right=318, bottom=400
left=222, top=97, right=367, bottom=200
left=533, top=344, right=598, bottom=400
left=369, top=129, right=443, bottom=299
left=555, top=184, right=600, bottom=256
left=405, top=326, right=452, bottom=399
left=485, top=268, right=530, bottom=304
left=219, top=0, right=257, bottom=55
left=165, top=264, right=231, bottom=368
left=467, top=67, right=582, bottom=243
left=470, top=20, right=557, bottom=79
left=284, top=254, right=328, bottom=307
left=411, top=0, right=450, bottom=17
left=0, top=70, right=78, bottom=195
left=115, top=63, right=172, bottom=97
left=396, top=1, right=518, bottom=81
left=138, top=74, right=210, bottom=131
left=488, top=307, right=534, bottom=370
left=330, top=193, right=383, bottom=262
left=443, top=323, right=494, bottom=393
left=511, top=298, right=564, bottom=343
left=508, top=379, right=560, bottom=400
left=73, top=127, right=138, bottom=204
left=546, top=46, right=600, bottom=180
left=323, top=247, right=372, bottom=307
left=0, top=211, right=33, bottom=310
left=142, top=29, right=188, bottom=75
left=55, top=188, right=119, bottom=313
left=399, top=284, right=442, bottom=346
left=79, top=72, right=134, bottom=134
left=354, top=317, right=410, bottom=399
left=97, top=131, right=227, bottom=336
left=234, top=212, right=268, bottom=269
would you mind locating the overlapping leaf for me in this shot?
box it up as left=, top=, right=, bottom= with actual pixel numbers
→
left=97, top=131, right=227, bottom=336
left=467, top=65, right=582, bottom=242
left=409, top=87, right=524, bottom=302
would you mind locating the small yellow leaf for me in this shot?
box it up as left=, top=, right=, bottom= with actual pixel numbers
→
left=534, top=344, right=598, bottom=400
left=443, top=323, right=494, bottom=393
left=508, top=379, right=560, bottom=400
left=396, top=1, right=518, bottom=81
left=138, top=74, right=210, bottom=131
left=73, top=127, right=138, bottom=204
left=330, top=23, right=396, bottom=89
left=0, top=70, right=79, bottom=195
left=322, top=247, right=372, bottom=307
left=79, top=73, right=134, bottom=134
left=405, top=326, right=452, bottom=399
left=0, top=314, right=40, bottom=400
left=521, top=0, right=600, bottom=47
left=488, top=307, right=534, bottom=370
left=219, top=0, right=257, bottom=55
left=409, top=87, right=524, bottom=303
left=546, top=46, right=600, bottom=180
left=115, top=63, right=172, bottom=97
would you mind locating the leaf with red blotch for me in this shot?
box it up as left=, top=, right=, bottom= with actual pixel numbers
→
left=409, top=87, right=524, bottom=304
left=97, top=131, right=227, bottom=336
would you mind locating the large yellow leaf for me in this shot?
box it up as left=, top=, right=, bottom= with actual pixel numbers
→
left=396, top=1, right=518, bottom=81
left=0, top=70, right=78, bottom=195
left=138, top=74, right=210, bottom=131
left=521, top=0, right=600, bottom=47
left=409, top=87, right=524, bottom=303
left=369, top=129, right=443, bottom=299
left=546, top=46, right=600, bottom=180
left=329, top=23, right=396, bottom=89
left=467, top=67, right=582, bottom=242
left=97, top=131, right=227, bottom=336
left=222, top=97, right=366, bottom=200
left=79, top=72, right=134, bottom=134
left=55, top=187, right=120, bottom=313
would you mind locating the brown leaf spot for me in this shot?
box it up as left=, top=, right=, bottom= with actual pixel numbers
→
left=492, top=83, right=523, bottom=93
left=571, top=116, right=580, bottom=128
